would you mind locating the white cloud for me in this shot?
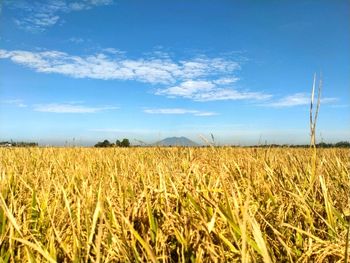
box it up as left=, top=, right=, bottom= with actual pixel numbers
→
left=321, top=97, right=338, bottom=104
left=329, top=104, right=350, bottom=108
left=193, top=112, right=218, bottom=116
left=193, top=88, right=272, bottom=101
left=68, top=37, right=84, bottom=44
left=7, top=0, right=115, bottom=31
left=156, top=80, right=215, bottom=97
left=179, top=58, right=240, bottom=80
left=143, top=108, right=217, bottom=116
left=33, top=103, right=118, bottom=113
left=261, top=93, right=337, bottom=107
left=1, top=99, right=27, bottom=108
left=213, top=77, right=239, bottom=85
left=268, top=93, right=309, bottom=107
left=0, top=49, right=242, bottom=85
left=156, top=80, right=271, bottom=101
left=102, top=48, right=125, bottom=55
left=0, top=48, right=272, bottom=102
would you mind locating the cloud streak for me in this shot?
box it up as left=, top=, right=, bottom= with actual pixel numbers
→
left=33, top=103, right=118, bottom=113
left=68, top=37, right=85, bottom=44
left=156, top=80, right=271, bottom=101
left=0, top=48, right=272, bottom=102
left=1, top=99, right=27, bottom=108
left=144, top=108, right=217, bottom=116
left=0, top=49, right=239, bottom=84
left=8, top=0, right=115, bottom=31
left=260, top=93, right=337, bottom=107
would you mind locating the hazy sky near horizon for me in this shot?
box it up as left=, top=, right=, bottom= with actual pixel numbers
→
left=0, top=0, right=349, bottom=145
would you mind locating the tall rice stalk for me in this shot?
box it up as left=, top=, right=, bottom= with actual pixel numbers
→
left=309, top=73, right=322, bottom=186
left=310, top=72, right=322, bottom=148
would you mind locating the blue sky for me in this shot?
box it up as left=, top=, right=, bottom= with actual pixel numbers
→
left=0, top=0, right=349, bottom=145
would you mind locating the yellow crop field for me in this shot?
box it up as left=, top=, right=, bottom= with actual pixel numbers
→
left=0, top=147, right=349, bottom=262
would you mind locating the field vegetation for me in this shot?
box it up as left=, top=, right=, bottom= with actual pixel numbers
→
left=0, top=147, right=349, bottom=262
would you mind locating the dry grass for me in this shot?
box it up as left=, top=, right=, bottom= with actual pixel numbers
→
left=0, top=147, right=349, bottom=262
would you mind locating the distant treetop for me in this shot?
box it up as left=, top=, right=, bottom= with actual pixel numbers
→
left=94, top=138, right=130, bottom=148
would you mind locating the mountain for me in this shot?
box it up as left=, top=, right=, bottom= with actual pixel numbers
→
left=153, top=137, right=199, bottom=146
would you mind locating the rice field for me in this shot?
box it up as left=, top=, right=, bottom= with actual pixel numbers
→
left=0, top=147, right=349, bottom=262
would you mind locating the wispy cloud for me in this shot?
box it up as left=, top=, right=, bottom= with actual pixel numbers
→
left=0, top=49, right=239, bottom=85
left=102, top=48, right=126, bottom=55
left=260, top=93, right=337, bottom=107
left=321, top=97, right=338, bottom=104
left=329, top=104, right=350, bottom=108
left=1, top=99, right=27, bottom=108
left=213, top=77, right=239, bottom=85
left=156, top=80, right=215, bottom=97
left=33, top=103, right=118, bottom=113
left=7, top=0, right=115, bottom=31
left=0, top=48, right=272, bottom=102
left=68, top=37, right=84, bottom=44
left=143, top=108, right=217, bottom=116
left=156, top=80, right=271, bottom=101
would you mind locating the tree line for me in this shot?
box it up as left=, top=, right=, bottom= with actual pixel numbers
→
left=249, top=141, right=350, bottom=148
left=94, top=138, right=130, bottom=148
left=0, top=141, right=38, bottom=147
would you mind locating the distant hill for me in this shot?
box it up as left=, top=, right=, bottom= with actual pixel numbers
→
left=153, top=137, right=199, bottom=146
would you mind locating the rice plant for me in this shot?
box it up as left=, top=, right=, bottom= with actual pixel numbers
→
left=0, top=147, right=349, bottom=262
